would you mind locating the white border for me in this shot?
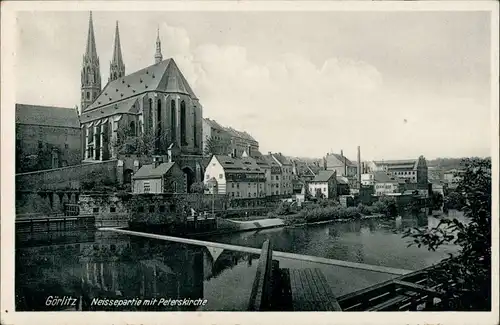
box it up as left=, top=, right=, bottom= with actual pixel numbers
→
left=1, top=2, right=499, bottom=325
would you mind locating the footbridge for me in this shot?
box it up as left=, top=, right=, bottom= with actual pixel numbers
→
left=99, top=227, right=411, bottom=276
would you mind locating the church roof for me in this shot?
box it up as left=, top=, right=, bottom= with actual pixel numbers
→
left=81, top=97, right=139, bottom=123
left=111, top=21, right=124, bottom=70
left=82, top=58, right=197, bottom=118
left=85, top=12, right=98, bottom=61
left=16, top=104, right=80, bottom=128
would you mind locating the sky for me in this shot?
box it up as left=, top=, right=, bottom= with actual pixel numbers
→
left=16, top=10, right=493, bottom=161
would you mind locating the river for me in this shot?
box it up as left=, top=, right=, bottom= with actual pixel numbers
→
left=15, top=212, right=462, bottom=311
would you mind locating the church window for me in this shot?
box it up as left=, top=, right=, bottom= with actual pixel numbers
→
left=157, top=99, right=162, bottom=122
left=86, top=92, right=90, bottom=100
left=171, top=100, right=176, bottom=141
left=193, top=108, right=198, bottom=147
left=180, top=101, right=187, bottom=145
left=148, top=98, right=153, bottom=130
left=129, top=121, right=136, bottom=136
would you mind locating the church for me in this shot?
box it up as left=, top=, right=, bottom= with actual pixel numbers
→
left=79, top=12, right=204, bottom=191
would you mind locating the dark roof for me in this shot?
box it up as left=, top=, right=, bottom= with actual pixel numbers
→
left=223, top=126, right=257, bottom=142
left=373, top=159, right=418, bottom=170
left=373, top=171, right=401, bottom=183
left=326, top=153, right=356, bottom=167
left=132, top=162, right=175, bottom=179
left=311, top=170, right=336, bottom=182
left=214, top=155, right=264, bottom=174
left=82, top=59, right=197, bottom=122
left=16, top=104, right=80, bottom=128
left=203, top=118, right=226, bottom=132
left=336, top=176, right=349, bottom=185
left=271, top=153, right=292, bottom=166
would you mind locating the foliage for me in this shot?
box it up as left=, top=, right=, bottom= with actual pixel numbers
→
left=113, top=127, right=171, bottom=156
left=275, top=201, right=292, bottom=216
left=430, top=191, right=444, bottom=210
left=190, top=182, right=207, bottom=194
left=444, top=191, right=466, bottom=211
left=403, top=158, right=491, bottom=310
left=203, top=136, right=220, bottom=157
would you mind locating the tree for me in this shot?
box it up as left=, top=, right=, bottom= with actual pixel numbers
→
left=112, top=126, right=171, bottom=156
left=403, top=158, right=491, bottom=310
left=203, top=136, right=220, bottom=157
left=430, top=191, right=444, bottom=211
left=190, top=182, right=207, bottom=194
left=445, top=191, right=466, bottom=211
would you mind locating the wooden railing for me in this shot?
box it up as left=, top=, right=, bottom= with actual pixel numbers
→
left=337, top=258, right=455, bottom=311
left=248, top=239, right=274, bottom=311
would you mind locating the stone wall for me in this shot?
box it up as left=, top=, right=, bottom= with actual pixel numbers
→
left=16, top=124, right=82, bottom=173
left=15, top=160, right=118, bottom=191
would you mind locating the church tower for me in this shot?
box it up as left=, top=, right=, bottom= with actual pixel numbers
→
left=81, top=11, right=102, bottom=112
left=154, top=27, right=163, bottom=64
left=109, top=21, right=125, bottom=82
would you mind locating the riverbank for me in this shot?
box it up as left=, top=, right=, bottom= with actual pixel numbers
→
left=284, top=213, right=386, bottom=228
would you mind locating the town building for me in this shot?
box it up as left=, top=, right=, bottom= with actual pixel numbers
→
left=203, top=155, right=266, bottom=199
left=336, top=176, right=350, bottom=195
left=308, top=170, right=338, bottom=199
left=324, top=150, right=358, bottom=178
left=15, top=104, right=82, bottom=173
left=291, top=160, right=317, bottom=182
left=367, top=171, right=404, bottom=196
left=241, top=148, right=272, bottom=196
left=131, top=157, right=185, bottom=194
left=270, top=153, right=293, bottom=196
left=202, top=118, right=232, bottom=156
left=262, top=154, right=283, bottom=196
left=202, top=118, right=259, bottom=157
left=78, top=12, right=204, bottom=190
left=367, top=156, right=429, bottom=189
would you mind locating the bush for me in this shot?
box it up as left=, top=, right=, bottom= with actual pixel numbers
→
left=403, top=158, right=491, bottom=310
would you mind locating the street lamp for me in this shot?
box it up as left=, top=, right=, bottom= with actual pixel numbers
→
left=206, top=177, right=218, bottom=228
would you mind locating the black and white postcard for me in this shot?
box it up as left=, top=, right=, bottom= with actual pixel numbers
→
left=1, top=1, right=498, bottom=325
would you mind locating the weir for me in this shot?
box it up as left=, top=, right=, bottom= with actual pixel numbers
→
left=99, top=227, right=412, bottom=276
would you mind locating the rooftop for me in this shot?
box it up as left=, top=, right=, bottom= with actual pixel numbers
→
left=132, top=162, right=176, bottom=179
left=81, top=59, right=197, bottom=123
left=311, top=170, right=336, bottom=182
left=326, top=153, right=356, bottom=167
left=16, top=104, right=80, bottom=128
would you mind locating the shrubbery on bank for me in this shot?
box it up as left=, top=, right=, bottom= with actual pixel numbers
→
left=273, top=197, right=399, bottom=225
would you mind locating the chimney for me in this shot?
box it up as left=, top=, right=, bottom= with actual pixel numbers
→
left=153, top=156, right=162, bottom=168
left=340, top=149, right=346, bottom=176
left=323, top=157, right=327, bottom=170
left=357, top=146, right=362, bottom=188
left=268, top=151, right=272, bottom=155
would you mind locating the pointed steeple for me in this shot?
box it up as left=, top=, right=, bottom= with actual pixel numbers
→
left=154, top=26, right=163, bottom=64
left=81, top=11, right=101, bottom=112
left=109, top=21, right=125, bottom=82
left=85, top=11, right=98, bottom=60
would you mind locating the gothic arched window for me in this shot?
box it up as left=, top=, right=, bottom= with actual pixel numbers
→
left=171, top=99, right=176, bottom=142
left=193, top=107, right=198, bottom=148
left=180, top=100, right=187, bottom=145
left=129, top=121, right=136, bottom=136
left=148, top=98, right=153, bottom=131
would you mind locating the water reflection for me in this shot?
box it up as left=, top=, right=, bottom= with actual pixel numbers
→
left=15, top=213, right=463, bottom=311
left=16, top=231, right=259, bottom=311
left=205, top=213, right=460, bottom=271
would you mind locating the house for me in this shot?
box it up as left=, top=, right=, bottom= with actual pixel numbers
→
left=371, top=171, right=404, bottom=196
left=291, top=160, right=317, bottom=182
left=202, top=118, right=232, bottom=156
left=270, top=152, right=293, bottom=196
left=308, top=170, right=337, bottom=199
left=324, top=150, right=357, bottom=178
left=263, top=154, right=283, bottom=196
left=203, top=155, right=266, bottom=199
left=368, top=156, right=428, bottom=189
left=336, top=176, right=350, bottom=195
left=242, top=148, right=272, bottom=196
left=443, top=169, right=464, bottom=189
left=132, top=157, right=185, bottom=194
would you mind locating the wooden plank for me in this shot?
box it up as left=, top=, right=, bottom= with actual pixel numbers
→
left=289, top=268, right=342, bottom=311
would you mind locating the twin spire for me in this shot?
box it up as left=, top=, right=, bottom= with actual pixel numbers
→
left=83, top=11, right=165, bottom=85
